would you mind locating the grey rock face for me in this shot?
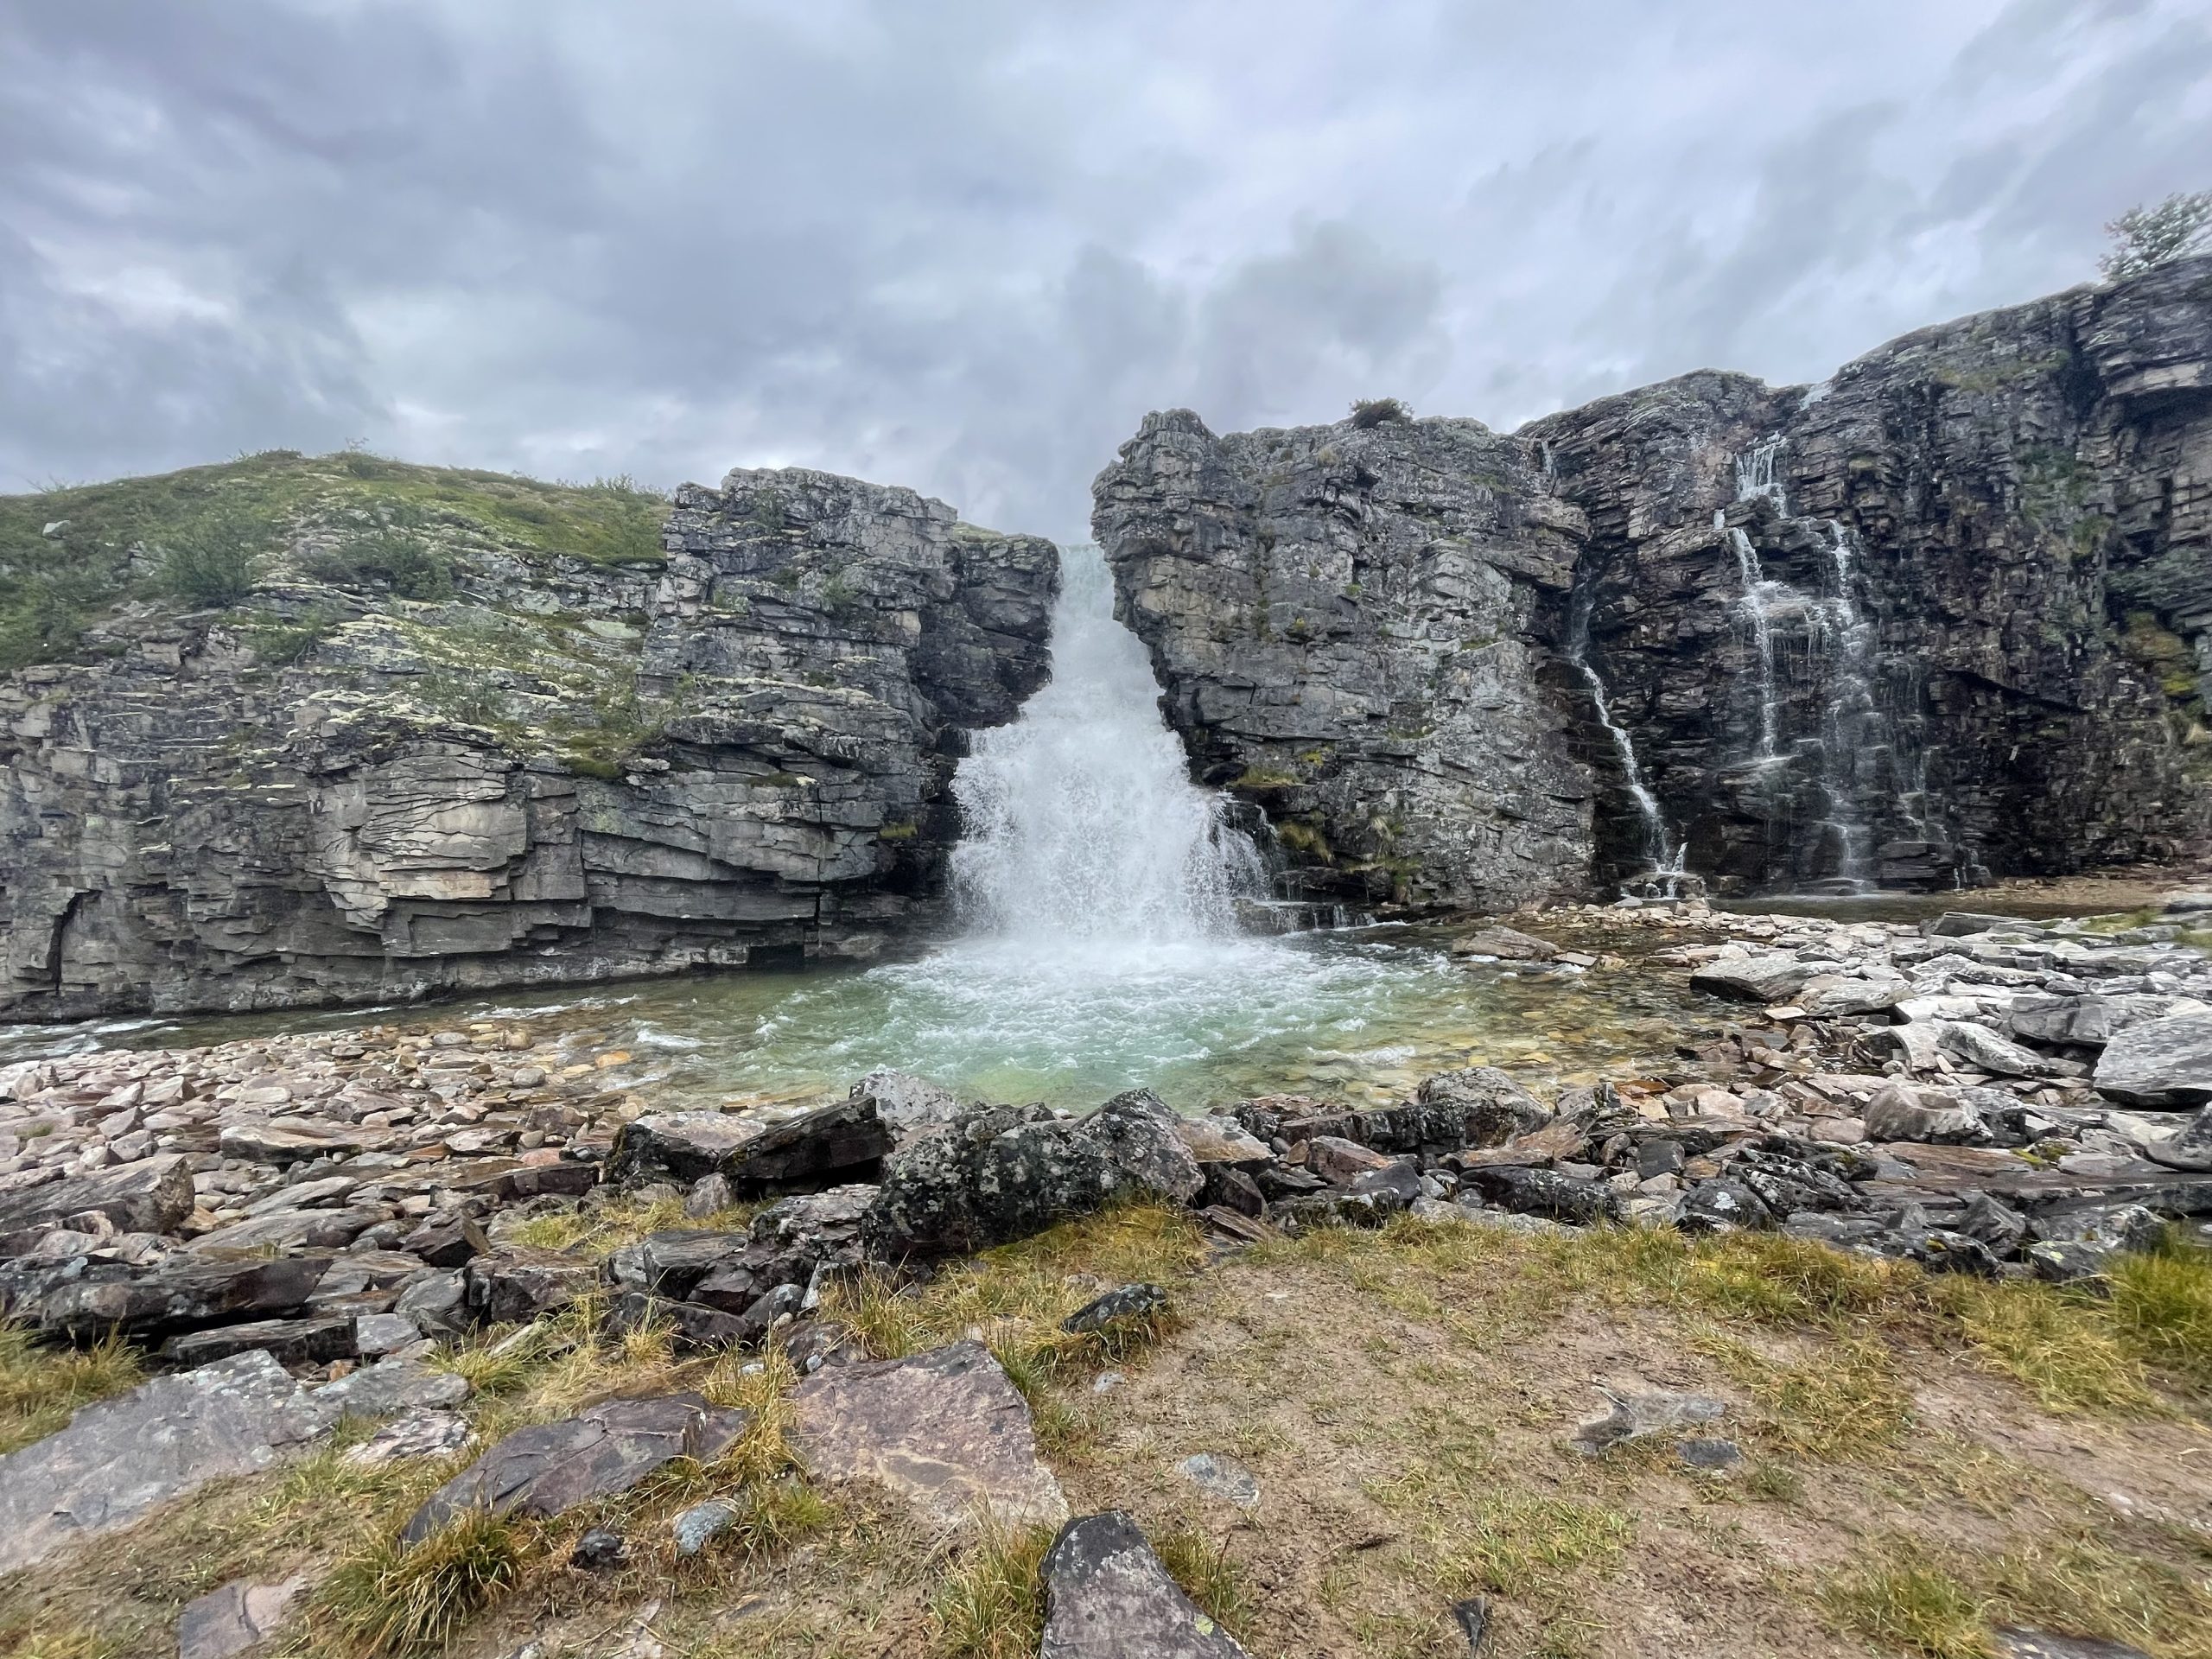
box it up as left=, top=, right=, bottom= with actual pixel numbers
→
left=1099, top=257, right=2212, bottom=900
left=1040, top=1510, right=1251, bottom=1659
left=2146, top=1105, right=2212, bottom=1172
left=1094, top=408, right=1594, bottom=910
left=402, top=1391, right=750, bottom=1543
left=0, top=467, right=1054, bottom=1020
left=863, top=1092, right=1203, bottom=1258
left=0, top=1349, right=339, bottom=1573
left=792, top=1338, right=1067, bottom=1529
left=2094, top=1012, right=2212, bottom=1106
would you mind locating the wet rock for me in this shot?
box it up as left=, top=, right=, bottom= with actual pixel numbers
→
left=1064, top=1282, right=1168, bottom=1334
left=1461, top=1166, right=1622, bottom=1225
left=0, top=1349, right=339, bottom=1572
left=403, top=1392, right=749, bottom=1543
left=1175, top=1452, right=1260, bottom=1507
left=340, top=1408, right=471, bottom=1467
left=162, top=1313, right=359, bottom=1369
left=0, top=1154, right=194, bottom=1239
left=672, top=1497, right=742, bottom=1555
left=321, top=1355, right=471, bottom=1415
left=176, top=1573, right=309, bottom=1659
left=1039, top=1510, right=1251, bottom=1658
left=1450, top=926, right=1558, bottom=961
left=792, top=1338, right=1066, bottom=1529
left=862, top=1094, right=1200, bottom=1259
left=571, top=1528, right=627, bottom=1571
left=2095, top=1012, right=2212, bottom=1107
left=1572, top=1388, right=1725, bottom=1453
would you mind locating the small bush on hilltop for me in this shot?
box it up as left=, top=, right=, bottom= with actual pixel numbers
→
left=1350, top=397, right=1412, bottom=429
left=2101, top=189, right=2212, bottom=280
left=303, top=526, right=454, bottom=601
left=156, top=505, right=279, bottom=607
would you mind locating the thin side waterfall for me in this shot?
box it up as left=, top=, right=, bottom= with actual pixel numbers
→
left=1814, top=521, right=1879, bottom=887
left=1566, top=583, right=1675, bottom=874
left=1718, top=512, right=1783, bottom=764
left=950, top=543, right=1266, bottom=943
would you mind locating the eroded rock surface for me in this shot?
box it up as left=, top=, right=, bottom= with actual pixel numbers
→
left=1040, top=1510, right=1251, bottom=1658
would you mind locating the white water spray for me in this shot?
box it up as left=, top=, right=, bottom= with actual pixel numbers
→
left=950, top=543, right=1265, bottom=942
left=1566, top=585, right=1675, bottom=874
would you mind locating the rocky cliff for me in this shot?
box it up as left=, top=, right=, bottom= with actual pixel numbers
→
left=0, top=455, right=1055, bottom=1020
left=1096, top=257, right=2212, bottom=903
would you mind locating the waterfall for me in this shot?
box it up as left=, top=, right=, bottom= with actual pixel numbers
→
left=1718, top=513, right=1784, bottom=764
left=1566, top=583, right=1675, bottom=874
left=1813, top=521, right=1879, bottom=887
left=950, top=543, right=1265, bottom=942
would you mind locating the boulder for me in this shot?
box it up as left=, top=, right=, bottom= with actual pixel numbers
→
left=1411, top=1068, right=1554, bottom=1147
left=1304, top=1136, right=1396, bottom=1185
left=1039, top=1510, right=1250, bottom=1658
left=792, top=1339, right=1066, bottom=1529
left=2094, top=1012, right=2212, bottom=1107
left=1460, top=1166, right=1621, bottom=1225
left=605, top=1112, right=768, bottom=1185
left=0, top=1154, right=194, bottom=1239
left=5, top=1252, right=325, bottom=1338
left=849, top=1068, right=963, bottom=1141
left=1936, top=1021, right=2063, bottom=1078
left=162, top=1314, right=359, bottom=1369
left=1862, top=1084, right=1986, bottom=1145
left=1690, top=955, right=1818, bottom=1002
left=0, top=1350, right=339, bottom=1573
left=217, top=1119, right=391, bottom=1164
left=608, top=1097, right=892, bottom=1190
left=2145, top=1104, right=2212, bottom=1173
left=1064, top=1283, right=1167, bottom=1334
left=321, top=1356, right=471, bottom=1415
left=188, top=1207, right=385, bottom=1254
left=1449, top=925, right=1557, bottom=961
left=176, top=1574, right=310, bottom=1659
left=402, top=1211, right=491, bottom=1268
left=402, top=1392, right=750, bottom=1543
left=862, top=1094, right=1200, bottom=1259
left=465, top=1247, right=596, bottom=1325
left=2007, top=993, right=2209, bottom=1049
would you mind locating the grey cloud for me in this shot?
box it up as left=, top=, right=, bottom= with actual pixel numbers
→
left=2, top=0, right=2209, bottom=534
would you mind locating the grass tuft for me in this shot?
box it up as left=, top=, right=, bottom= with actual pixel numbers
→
left=2107, top=1232, right=2212, bottom=1393
left=928, top=1522, right=1054, bottom=1659
left=319, top=1507, right=537, bottom=1657
left=1152, top=1522, right=1254, bottom=1637
left=0, top=1323, right=143, bottom=1455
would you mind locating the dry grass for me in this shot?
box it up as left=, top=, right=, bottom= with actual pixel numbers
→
left=0, top=1323, right=143, bottom=1455
left=1821, top=1539, right=1993, bottom=1659
left=317, top=1507, right=538, bottom=1657
left=504, top=1192, right=754, bottom=1255
left=927, top=1522, right=1055, bottom=1659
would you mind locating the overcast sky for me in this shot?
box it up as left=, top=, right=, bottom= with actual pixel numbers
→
left=3, top=0, right=2209, bottom=539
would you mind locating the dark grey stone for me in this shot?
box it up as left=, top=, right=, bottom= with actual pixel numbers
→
left=1039, top=1510, right=1251, bottom=1658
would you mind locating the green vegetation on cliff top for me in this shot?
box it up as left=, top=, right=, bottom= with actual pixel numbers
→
left=0, top=448, right=668, bottom=674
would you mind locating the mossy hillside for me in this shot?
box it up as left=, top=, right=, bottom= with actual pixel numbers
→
left=0, top=449, right=669, bottom=675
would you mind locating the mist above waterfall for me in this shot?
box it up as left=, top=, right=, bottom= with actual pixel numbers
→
left=950, top=543, right=1264, bottom=944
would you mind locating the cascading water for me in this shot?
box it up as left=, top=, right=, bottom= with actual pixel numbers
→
left=1565, top=582, right=1677, bottom=879
left=951, top=544, right=1264, bottom=941
left=1811, top=521, right=1879, bottom=887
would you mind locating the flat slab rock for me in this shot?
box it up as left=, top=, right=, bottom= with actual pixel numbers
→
left=1040, top=1510, right=1249, bottom=1657
left=792, top=1338, right=1067, bottom=1529
left=0, top=1350, right=339, bottom=1573
left=0, top=1153, right=194, bottom=1236
left=402, top=1392, right=749, bottom=1544
left=177, top=1573, right=310, bottom=1659
left=2094, top=1012, right=2212, bottom=1108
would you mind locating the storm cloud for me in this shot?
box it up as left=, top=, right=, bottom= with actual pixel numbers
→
left=3, top=0, right=2208, bottom=537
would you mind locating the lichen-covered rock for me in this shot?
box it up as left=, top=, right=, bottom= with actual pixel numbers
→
left=1039, top=1510, right=1251, bottom=1658
left=2094, top=1011, right=2212, bottom=1107
left=0, top=466, right=1055, bottom=1020
left=863, top=1091, right=1202, bottom=1259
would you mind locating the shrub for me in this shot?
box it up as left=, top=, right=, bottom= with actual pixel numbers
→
left=1349, top=397, right=1412, bottom=429
left=0, top=569, right=110, bottom=671
left=156, top=505, right=277, bottom=607
left=2101, top=189, right=2212, bottom=281
left=304, top=527, right=454, bottom=600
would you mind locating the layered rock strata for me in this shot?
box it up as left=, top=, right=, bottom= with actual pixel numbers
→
left=1096, top=257, right=2212, bottom=899
left=0, top=467, right=1054, bottom=1019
